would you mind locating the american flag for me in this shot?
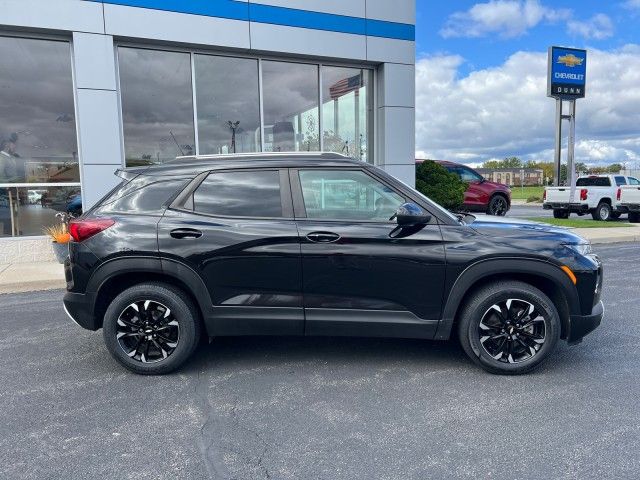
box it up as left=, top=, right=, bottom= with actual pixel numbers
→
left=329, top=73, right=363, bottom=100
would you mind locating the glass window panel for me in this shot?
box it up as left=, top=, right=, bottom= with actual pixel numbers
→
left=321, top=67, right=372, bottom=162
left=0, top=186, right=81, bottom=237
left=262, top=61, right=319, bottom=153
left=0, top=36, right=79, bottom=183
left=193, top=170, right=282, bottom=217
left=299, top=170, right=404, bottom=221
left=119, top=47, right=195, bottom=166
left=195, top=55, right=261, bottom=154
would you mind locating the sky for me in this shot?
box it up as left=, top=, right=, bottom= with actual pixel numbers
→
left=414, top=0, right=640, bottom=167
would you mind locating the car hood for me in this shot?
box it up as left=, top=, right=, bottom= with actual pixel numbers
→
left=468, top=215, right=587, bottom=244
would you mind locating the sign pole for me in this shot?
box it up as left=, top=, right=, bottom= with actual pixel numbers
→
left=567, top=100, right=577, bottom=203
left=554, top=99, right=563, bottom=186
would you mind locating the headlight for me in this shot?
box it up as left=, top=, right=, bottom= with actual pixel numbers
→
left=564, top=243, right=593, bottom=256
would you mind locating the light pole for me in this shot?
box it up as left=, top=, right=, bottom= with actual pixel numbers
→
left=228, top=121, right=240, bottom=153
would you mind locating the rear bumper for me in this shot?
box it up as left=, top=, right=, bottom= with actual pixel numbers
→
left=567, top=300, right=604, bottom=344
left=63, top=291, right=98, bottom=331
left=543, top=202, right=589, bottom=213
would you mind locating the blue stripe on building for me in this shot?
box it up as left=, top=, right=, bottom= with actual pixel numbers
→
left=86, top=0, right=415, bottom=41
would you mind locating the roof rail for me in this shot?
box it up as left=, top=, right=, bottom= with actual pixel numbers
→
left=172, top=151, right=351, bottom=161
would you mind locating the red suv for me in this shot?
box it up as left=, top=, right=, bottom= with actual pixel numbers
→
left=417, top=160, right=511, bottom=216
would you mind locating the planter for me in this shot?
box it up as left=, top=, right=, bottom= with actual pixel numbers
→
left=52, top=242, right=69, bottom=264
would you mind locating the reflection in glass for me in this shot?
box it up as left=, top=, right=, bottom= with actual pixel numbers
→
left=193, top=170, right=282, bottom=217
left=118, top=47, right=195, bottom=166
left=0, top=36, right=79, bottom=183
left=0, top=186, right=81, bottom=237
left=262, top=61, right=319, bottom=153
left=299, top=169, right=403, bottom=220
left=322, top=67, right=372, bottom=162
left=195, top=55, right=261, bottom=154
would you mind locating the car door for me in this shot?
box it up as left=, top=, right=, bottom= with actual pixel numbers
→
left=291, top=167, right=446, bottom=339
left=158, top=168, right=303, bottom=336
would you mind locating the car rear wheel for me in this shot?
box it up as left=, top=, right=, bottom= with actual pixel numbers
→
left=630, top=212, right=640, bottom=223
left=457, top=281, right=560, bottom=375
left=591, top=202, right=612, bottom=221
left=553, top=209, right=569, bottom=219
left=103, top=283, right=201, bottom=375
left=487, top=195, right=508, bottom=216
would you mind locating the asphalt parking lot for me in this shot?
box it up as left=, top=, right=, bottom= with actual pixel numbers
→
left=1, top=243, right=639, bottom=480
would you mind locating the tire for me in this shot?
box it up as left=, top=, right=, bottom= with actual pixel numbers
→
left=610, top=212, right=621, bottom=220
left=457, top=281, right=561, bottom=375
left=591, top=202, right=612, bottom=221
left=630, top=212, right=640, bottom=223
left=487, top=195, right=508, bottom=216
left=553, top=209, right=569, bottom=219
left=103, top=282, right=201, bottom=375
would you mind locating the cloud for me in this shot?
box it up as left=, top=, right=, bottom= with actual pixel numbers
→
left=415, top=45, right=640, bottom=167
left=623, top=0, right=640, bottom=10
left=440, top=0, right=570, bottom=38
left=567, top=14, right=614, bottom=40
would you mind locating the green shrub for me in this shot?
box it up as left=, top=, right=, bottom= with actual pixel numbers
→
left=415, top=161, right=467, bottom=211
left=526, top=195, right=542, bottom=203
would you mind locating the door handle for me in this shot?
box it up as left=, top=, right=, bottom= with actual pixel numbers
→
left=306, top=231, right=340, bottom=243
left=170, top=228, right=202, bottom=239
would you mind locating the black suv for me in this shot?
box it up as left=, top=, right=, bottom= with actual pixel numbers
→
left=63, top=153, right=603, bottom=375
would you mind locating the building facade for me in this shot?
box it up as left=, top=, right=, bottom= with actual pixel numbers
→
left=0, top=0, right=415, bottom=261
left=476, top=168, right=544, bottom=186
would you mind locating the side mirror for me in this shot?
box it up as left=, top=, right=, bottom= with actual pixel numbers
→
left=390, top=202, right=432, bottom=228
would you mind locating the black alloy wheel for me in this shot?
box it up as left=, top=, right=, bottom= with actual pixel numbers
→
left=487, top=195, right=508, bottom=216
left=458, top=281, right=560, bottom=374
left=116, top=300, right=179, bottom=363
left=103, top=283, right=201, bottom=375
left=478, top=299, right=546, bottom=364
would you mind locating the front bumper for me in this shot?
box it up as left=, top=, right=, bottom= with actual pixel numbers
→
left=63, top=291, right=98, bottom=331
left=567, top=300, right=604, bottom=344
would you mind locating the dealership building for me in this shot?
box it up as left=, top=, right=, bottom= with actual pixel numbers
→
left=0, top=0, right=415, bottom=261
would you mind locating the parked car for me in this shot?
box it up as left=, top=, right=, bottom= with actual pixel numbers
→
left=64, top=153, right=603, bottom=375
left=543, top=174, right=639, bottom=220
left=417, top=160, right=511, bottom=216
left=618, top=181, right=640, bottom=223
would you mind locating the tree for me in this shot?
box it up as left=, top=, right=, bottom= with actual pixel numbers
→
left=482, top=157, right=523, bottom=169
left=608, top=163, right=623, bottom=173
left=415, top=161, right=467, bottom=211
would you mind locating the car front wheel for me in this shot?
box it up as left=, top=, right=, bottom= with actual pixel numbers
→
left=103, top=282, right=201, bottom=375
left=457, top=281, right=560, bottom=374
left=487, top=195, right=508, bottom=216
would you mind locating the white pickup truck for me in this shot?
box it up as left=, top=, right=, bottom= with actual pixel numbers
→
left=619, top=182, right=640, bottom=223
left=543, top=174, right=640, bottom=221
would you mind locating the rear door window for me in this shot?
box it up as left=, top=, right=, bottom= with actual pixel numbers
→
left=576, top=177, right=611, bottom=187
left=615, top=176, right=627, bottom=186
left=192, top=170, right=283, bottom=218
left=629, top=177, right=640, bottom=185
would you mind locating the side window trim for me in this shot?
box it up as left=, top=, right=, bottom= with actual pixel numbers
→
left=291, top=167, right=407, bottom=223
left=169, top=168, right=292, bottom=219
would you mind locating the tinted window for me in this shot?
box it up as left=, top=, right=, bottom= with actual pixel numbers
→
left=576, top=177, right=611, bottom=187
left=262, top=61, right=319, bottom=152
left=100, top=178, right=190, bottom=214
left=457, top=167, right=483, bottom=182
left=193, top=170, right=282, bottom=217
left=629, top=177, right=640, bottom=185
left=194, top=55, right=261, bottom=154
left=299, top=169, right=404, bottom=221
left=615, top=176, right=627, bottom=186
left=119, top=48, right=195, bottom=166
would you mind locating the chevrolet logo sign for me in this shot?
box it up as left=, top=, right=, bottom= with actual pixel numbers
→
left=557, top=54, right=584, bottom=68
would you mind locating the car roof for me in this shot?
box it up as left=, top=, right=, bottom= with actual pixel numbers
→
left=121, top=152, right=366, bottom=176
left=416, top=159, right=458, bottom=166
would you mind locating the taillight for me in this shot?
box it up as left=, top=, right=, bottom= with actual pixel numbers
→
left=69, top=218, right=115, bottom=242
left=580, top=189, right=588, bottom=201
left=543, top=190, right=547, bottom=201
left=617, top=188, right=621, bottom=201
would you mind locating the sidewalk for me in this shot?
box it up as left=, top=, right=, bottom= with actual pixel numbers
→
left=0, top=263, right=66, bottom=295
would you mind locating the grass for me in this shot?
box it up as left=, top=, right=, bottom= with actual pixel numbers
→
left=525, top=217, right=633, bottom=228
left=510, top=185, right=545, bottom=200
